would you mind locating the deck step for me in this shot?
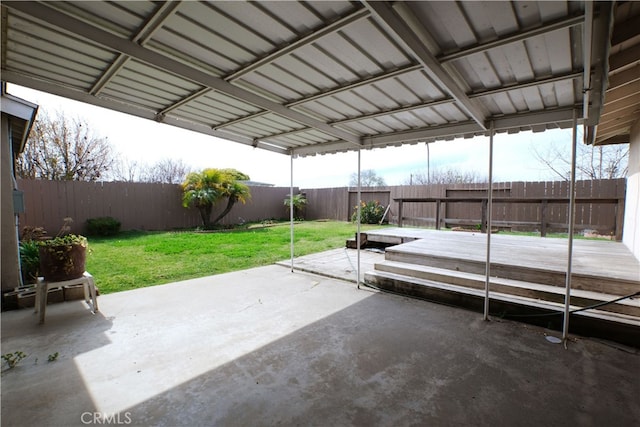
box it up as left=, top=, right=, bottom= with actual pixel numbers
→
left=384, top=247, right=639, bottom=296
left=373, top=261, right=640, bottom=317
left=364, top=269, right=640, bottom=347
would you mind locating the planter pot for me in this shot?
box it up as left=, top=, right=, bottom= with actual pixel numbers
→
left=39, top=243, right=86, bottom=282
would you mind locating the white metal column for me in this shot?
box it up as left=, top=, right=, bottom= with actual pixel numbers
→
left=563, top=112, right=578, bottom=341
left=484, top=123, right=494, bottom=320
left=290, top=153, right=294, bottom=272
left=356, top=149, right=362, bottom=289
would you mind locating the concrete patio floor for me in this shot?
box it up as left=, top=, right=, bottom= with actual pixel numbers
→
left=2, top=263, right=639, bottom=426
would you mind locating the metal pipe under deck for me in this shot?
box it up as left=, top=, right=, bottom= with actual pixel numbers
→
left=484, top=123, right=495, bottom=320
left=563, top=112, right=578, bottom=342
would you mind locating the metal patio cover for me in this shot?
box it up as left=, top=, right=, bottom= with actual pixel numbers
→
left=1, top=1, right=617, bottom=156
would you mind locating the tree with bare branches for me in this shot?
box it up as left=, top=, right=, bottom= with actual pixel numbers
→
left=404, top=167, right=487, bottom=185
left=16, top=110, right=114, bottom=181
left=141, top=158, right=191, bottom=184
left=531, top=143, right=628, bottom=181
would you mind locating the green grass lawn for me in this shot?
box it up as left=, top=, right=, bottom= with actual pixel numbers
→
left=86, top=221, right=381, bottom=294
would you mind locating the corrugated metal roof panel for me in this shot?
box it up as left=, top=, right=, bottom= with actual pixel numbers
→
left=1, top=1, right=617, bottom=155
left=47, top=0, right=155, bottom=38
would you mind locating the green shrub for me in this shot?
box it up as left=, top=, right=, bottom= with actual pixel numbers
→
left=19, top=240, right=40, bottom=284
left=86, top=217, right=121, bottom=236
left=351, top=200, right=386, bottom=224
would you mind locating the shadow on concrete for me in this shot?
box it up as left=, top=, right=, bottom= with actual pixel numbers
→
left=121, top=291, right=639, bottom=426
left=1, top=301, right=113, bottom=426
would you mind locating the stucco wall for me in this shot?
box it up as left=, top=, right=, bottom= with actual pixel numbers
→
left=1, top=114, right=21, bottom=291
left=623, top=120, right=640, bottom=260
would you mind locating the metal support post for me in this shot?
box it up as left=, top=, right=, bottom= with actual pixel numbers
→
left=356, top=149, right=362, bottom=289
left=563, top=112, right=578, bottom=342
left=290, top=153, right=294, bottom=272
left=484, top=123, right=494, bottom=321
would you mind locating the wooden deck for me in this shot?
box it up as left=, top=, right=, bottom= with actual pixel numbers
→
left=362, top=228, right=640, bottom=346
left=364, top=228, right=639, bottom=284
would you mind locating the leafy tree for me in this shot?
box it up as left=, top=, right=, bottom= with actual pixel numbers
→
left=404, top=167, right=487, bottom=185
left=349, top=169, right=386, bottom=187
left=16, top=110, right=114, bottom=181
left=215, top=170, right=251, bottom=226
left=181, top=168, right=250, bottom=227
left=532, top=143, right=628, bottom=181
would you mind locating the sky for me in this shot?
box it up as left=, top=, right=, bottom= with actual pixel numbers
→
left=8, top=84, right=572, bottom=188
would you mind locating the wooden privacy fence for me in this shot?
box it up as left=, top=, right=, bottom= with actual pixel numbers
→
left=302, top=179, right=626, bottom=239
left=17, top=179, right=297, bottom=235
left=17, top=178, right=626, bottom=239
left=395, top=196, right=624, bottom=239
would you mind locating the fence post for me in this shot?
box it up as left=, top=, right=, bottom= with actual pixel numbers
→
left=435, top=199, right=441, bottom=230
left=541, top=200, right=548, bottom=237
left=398, top=200, right=404, bottom=227
left=615, top=197, right=625, bottom=241
left=481, top=199, right=487, bottom=233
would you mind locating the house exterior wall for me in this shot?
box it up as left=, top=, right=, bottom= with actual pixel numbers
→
left=623, top=120, right=640, bottom=260
left=1, top=114, right=20, bottom=291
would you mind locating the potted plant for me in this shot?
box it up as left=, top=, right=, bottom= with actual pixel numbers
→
left=38, top=218, right=88, bottom=282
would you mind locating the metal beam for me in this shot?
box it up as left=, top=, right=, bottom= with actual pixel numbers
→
left=491, top=107, right=578, bottom=130
left=584, top=1, right=615, bottom=130
left=440, top=14, right=585, bottom=64
left=582, top=1, right=593, bottom=121
left=134, top=1, right=182, bottom=44
left=225, top=7, right=370, bottom=82
left=158, top=87, right=210, bottom=116
left=5, top=1, right=362, bottom=146
left=225, top=69, right=581, bottom=142
left=331, top=98, right=453, bottom=126
left=364, top=1, right=487, bottom=130
left=258, top=73, right=582, bottom=147
left=214, top=64, right=423, bottom=130
left=333, top=71, right=583, bottom=126
left=161, top=7, right=375, bottom=127
left=90, top=1, right=182, bottom=95
left=285, top=107, right=579, bottom=156
left=2, top=70, right=289, bottom=155
left=363, top=121, right=482, bottom=146
left=469, top=71, right=583, bottom=98
left=90, top=55, right=129, bottom=96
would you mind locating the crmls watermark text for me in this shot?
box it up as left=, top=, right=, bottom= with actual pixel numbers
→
left=81, top=412, right=132, bottom=425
